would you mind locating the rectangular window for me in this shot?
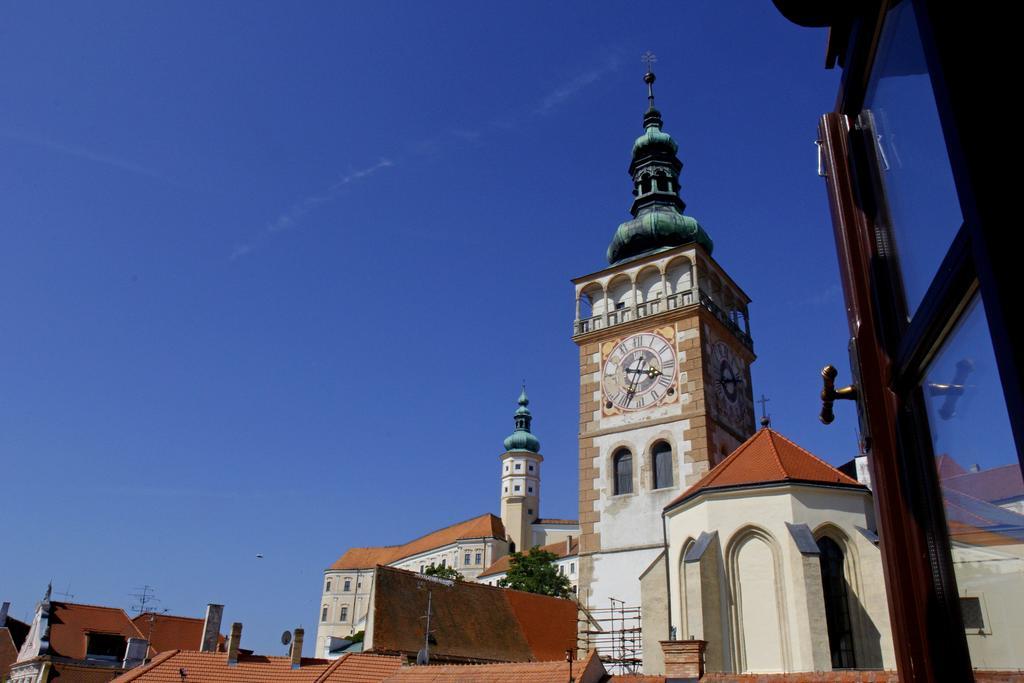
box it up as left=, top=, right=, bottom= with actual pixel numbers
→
left=343, top=579, right=351, bottom=592
left=441, top=558, right=446, bottom=568
left=515, top=463, right=521, bottom=470
left=570, top=562, right=575, bottom=574
left=420, top=564, right=425, bottom=573
left=529, top=464, right=534, bottom=471
left=340, top=606, right=349, bottom=622
left=325, top=580, right=331, bottom=592
left=475, top=552, right=482, bottom=564
left=514, top=485, right=521, bottom=492
left=960, top=597, right=985, bottom=631
left=464, top=552, right=471, bottom=565
left=321, top=606, right=328, bottom=622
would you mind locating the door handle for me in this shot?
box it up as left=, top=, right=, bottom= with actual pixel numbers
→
left=820, top=365, right=858, bottom=425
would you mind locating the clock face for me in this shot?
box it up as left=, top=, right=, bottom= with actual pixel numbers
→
left=711, top=340, right=746, bottom=421
left=602, top=332, right=677, bottom=411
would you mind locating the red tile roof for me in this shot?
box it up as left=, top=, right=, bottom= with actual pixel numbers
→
left=111, top=649, right=360, bottom=682
left=381, top=650, right=605, bottom=682
left=321, top=653, right=405, bottom=682
left=940, top=463, right=1024, bottom=503
left=47, top=602, right=144, bottom=660
left=1, top=628, right=18, bottom=681
left=131, top=613, right=221, bottom=656
left=531, top=518, right=579, bottom=526
left=367, top=565, right=577, bottom=663
left=666, top=428, right=865, bottom=510
left=935, top=454, right=967, bottom=479
left=331, top=514, right=507, bottom=570
left=44, top=660, right=127, bottom=682
left=478, top=539, right=578, bottom=579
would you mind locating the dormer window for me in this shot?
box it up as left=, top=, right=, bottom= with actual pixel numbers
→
left=85, top=632, right=127, bottom=661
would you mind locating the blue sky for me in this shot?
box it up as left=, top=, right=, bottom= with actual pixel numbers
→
left=1, top=1, right=856, bottom=654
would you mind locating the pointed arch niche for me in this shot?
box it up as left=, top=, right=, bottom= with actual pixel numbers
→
left=727, top=526, right=790, bottom=673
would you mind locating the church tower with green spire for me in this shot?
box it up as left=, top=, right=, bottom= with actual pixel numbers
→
left=571, top=65, right=757, bottom=620
left=499, top=387, right=544, bottom=553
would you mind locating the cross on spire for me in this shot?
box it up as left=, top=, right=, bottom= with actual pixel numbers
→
left=757, top=394, right=771, bottom=428
left=641, top=51, right=658, bottom=110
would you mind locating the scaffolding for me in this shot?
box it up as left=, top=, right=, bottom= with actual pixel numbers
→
left=577, top=597, right=642, bottom=675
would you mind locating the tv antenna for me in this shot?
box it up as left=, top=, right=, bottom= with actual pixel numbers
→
left=54, top=583, right=76, bottom=602
left=130, top=585, right=161, bottom=615
left=415, top=576, right=454, bottom=665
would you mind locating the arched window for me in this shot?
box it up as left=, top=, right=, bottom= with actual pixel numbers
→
left=614, top=449, right=633, bottom=495
left=817, top=536, right=856, bottom=668
left=325, top=579, right=332, bottom=593
left=652, top=441, right=673, bottom=489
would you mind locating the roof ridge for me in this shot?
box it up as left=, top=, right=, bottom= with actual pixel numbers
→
left=52, top=600, right=133, bottom=613
left=769, top=429, right=861, bottom=485
left=763, top=429, right=788, bottom=478
left=132, top=612, right=201, bottom=621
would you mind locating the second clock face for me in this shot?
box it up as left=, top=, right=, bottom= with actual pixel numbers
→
left=602, top=332, right=677, bottom=411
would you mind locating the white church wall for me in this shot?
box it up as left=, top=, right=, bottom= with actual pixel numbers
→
left=592, top=420, right=695, bottom=550
left=665, top=485, right=895, bottom=673
left=952, top=541, right=1024, bottom=670
left=731, top=529, right=788, bottom=673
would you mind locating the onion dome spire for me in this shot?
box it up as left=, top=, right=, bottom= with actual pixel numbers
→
left=607, top=58, right=713, bottom=265
left=503, top=385, right=540, bottom=453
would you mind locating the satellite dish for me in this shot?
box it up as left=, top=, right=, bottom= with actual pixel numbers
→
left=281, top=630, right=292, bottom=646
left=416, top=648, right=429, bottom=665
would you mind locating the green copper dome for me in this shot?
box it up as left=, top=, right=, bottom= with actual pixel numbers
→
left=633, top=115, right=678, bottom=155
left=503, top=388, right=540, bottom=453
left=607, top=70, right=712, bottom=265
left=608, top=209, right=713, bottom=264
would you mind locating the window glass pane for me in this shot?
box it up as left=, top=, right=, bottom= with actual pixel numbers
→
left=653, top=443, right=673, bottom=489
left=862, top=0, right=963, bottom=317
left=921, top=294, right=1023, bottom=670
left=615, top=451, right=633, bottom=495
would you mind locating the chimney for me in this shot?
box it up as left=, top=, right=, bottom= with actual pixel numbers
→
left=226, top=622, right=242, bottom=666
left=1, top=601, right=9, bottom=625
left=660, top=639, right=706, bottom=679
left=200, top=604, right=224, bottom=653
left=290, top=628, right=304, bottom=669
left=566, top=535, right=573, bottom=554
left=123, top=638, right=149, bottom=669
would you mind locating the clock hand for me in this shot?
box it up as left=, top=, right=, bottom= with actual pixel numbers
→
left=624, top=358, right=647, bottom=404
left=625, top=366, right=663, bottom=377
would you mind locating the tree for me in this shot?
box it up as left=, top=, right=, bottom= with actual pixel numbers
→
left=497, top=547, right=573, bottom=598
left=423, top=562, right=462, bottom=581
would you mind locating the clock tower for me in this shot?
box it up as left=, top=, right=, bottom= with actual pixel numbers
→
left=572, top=69, right=757, bottom=614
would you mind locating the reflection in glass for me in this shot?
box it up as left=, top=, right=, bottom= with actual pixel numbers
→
left=863, top=0, right=963, bottom=317
left=922, top=295, right=1024, bottom=670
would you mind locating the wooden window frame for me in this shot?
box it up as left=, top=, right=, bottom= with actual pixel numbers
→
left=814, top=1, right=1022, bottom=680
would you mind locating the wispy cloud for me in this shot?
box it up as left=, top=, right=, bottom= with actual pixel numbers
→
left=536, top=54, right=622, bottom=114
left=231, top=158, right=394, bottom=260
left=0, top=127, right=169, bottom=182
